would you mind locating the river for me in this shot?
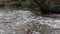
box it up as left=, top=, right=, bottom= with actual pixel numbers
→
left=0, top=10, right=60, bottom=34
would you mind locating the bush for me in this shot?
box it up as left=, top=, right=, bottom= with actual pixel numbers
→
left=25, top=0, right=60, bottom=14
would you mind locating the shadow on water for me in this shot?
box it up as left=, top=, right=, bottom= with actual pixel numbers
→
left=32, top=11, right=60, bottom=20
left=46, top=14, right=60, bottom=20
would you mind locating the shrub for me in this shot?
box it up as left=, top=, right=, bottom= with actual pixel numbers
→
left=25, top=0, right=60, bottom=14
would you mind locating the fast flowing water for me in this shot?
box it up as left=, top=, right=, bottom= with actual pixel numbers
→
left=0, top=10, right=60, bottom=34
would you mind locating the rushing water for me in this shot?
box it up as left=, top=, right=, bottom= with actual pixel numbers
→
left=0, top=10, right=60, bottom=34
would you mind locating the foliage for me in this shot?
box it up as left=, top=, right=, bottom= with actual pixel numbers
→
left=25, top=0, right=60, bottom=14
left=25, top=0, right=33, bottom=8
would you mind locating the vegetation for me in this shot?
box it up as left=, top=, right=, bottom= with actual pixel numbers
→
left=0, top=0, right=60, bottom=14
left=25, top=0, right=60, bottom=14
